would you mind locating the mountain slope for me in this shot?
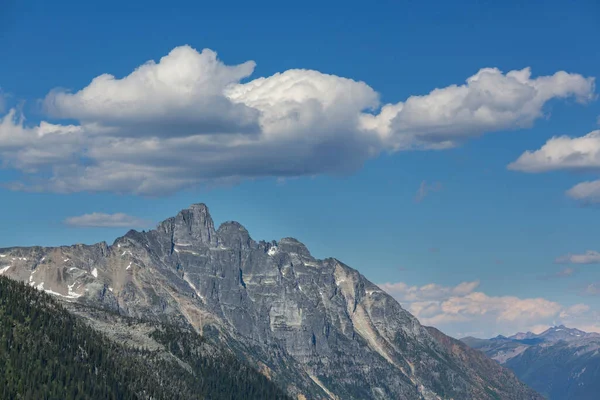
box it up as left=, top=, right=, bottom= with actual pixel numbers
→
left=462, top=326, right=600, bottom=400
left=0, top=275, right=290, bottom=400
left=0, top=203, right=541, bottom=399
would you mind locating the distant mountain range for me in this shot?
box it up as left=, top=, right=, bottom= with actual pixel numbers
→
left=0, top=203, right=541, bottom=399
left=462, top=325, right=600, bottom=400
left=508, top=326, right=599, bottom=343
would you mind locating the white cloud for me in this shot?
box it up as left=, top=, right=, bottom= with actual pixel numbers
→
left=44, top=47, right=260, bottom=136
left=440, top=292, right=561, bottom=322
left=556, top=250, right=600, bottom=264
left=361, top=67, right=595, bottom=150
left=0, top=109, right=83, bottom=172
left=566, top=180, right=600, bottom=203
left=559, top=303, right=590, bottom=318
left=379, top=280, right=480, bottom=302
left=508, top=130, right=600, bottom=204
left=414, top=180, right=442, bottom=203
left=64, top=212, right=150, bottom=228
left=226, top=69, right=379, bottom=140
left=0, top=46, right=595, bottom=195
left=509, top=130, right=600, bottom=173
left=379, top=279, right=598, bottom=337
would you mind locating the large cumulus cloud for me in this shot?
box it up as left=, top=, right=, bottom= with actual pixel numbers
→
left=0, top=45, right=595, bottom=195
left=44, top=47, right=260, bottom=136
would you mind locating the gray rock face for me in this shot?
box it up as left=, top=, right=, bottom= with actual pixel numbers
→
left=0, top=203, right=541, bottom=400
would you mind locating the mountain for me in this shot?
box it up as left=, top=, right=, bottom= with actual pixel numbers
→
left=462, top=326, right=600, bottom=400
left=509, top=332, right=538, bottom=341
left=0, top=203, right=541, bottom=399
left=0, top=275, right=290, bottom=399
left=528, top=325, right=600, bottom=343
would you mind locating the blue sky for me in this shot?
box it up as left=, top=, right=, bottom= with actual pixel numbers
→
left=1, top=0, right=600, bottom=338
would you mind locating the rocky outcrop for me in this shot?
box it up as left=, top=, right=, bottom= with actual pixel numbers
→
left=0, top=203, right=542, bottom=400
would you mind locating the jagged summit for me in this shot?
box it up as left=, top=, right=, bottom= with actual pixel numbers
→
left=155, top=202, right=218, bottom=247
left=154, top=204, right=312, bottom=256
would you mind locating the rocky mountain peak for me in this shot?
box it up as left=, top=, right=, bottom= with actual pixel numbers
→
left=277, top=237, right=312, bottom=258
left=217, top=221, right=253, bottom=250
left=535, top=325, right=593, bottom=342
left=157, top=203, right=218, bottom=247
left=188, top=202, right=210, bottom=212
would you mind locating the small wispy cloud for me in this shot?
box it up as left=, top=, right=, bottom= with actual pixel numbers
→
left=557, top=267, right=576, bottom=277
left=414, top=181, right=442, bottom=203
left=64, top=212, right=151, bottom=228
left=556, top=250, right=600, bottom=264
left=582, top=282, right=600, bottom=296
left=539, top=267, right=577, bottom=281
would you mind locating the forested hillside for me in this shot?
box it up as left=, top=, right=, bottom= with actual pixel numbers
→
left=0, top=276, right=290, bottom=400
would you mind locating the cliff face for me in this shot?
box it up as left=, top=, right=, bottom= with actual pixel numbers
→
left=0, top=203, right=541, bottom=400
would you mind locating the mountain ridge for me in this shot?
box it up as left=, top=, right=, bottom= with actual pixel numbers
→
left=461, top=325, right=600, bottom=399
left=0, top=203, right=542, bottom=400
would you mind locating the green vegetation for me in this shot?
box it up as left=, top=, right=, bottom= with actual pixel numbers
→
left=0, top=276, right=290, bottom=400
